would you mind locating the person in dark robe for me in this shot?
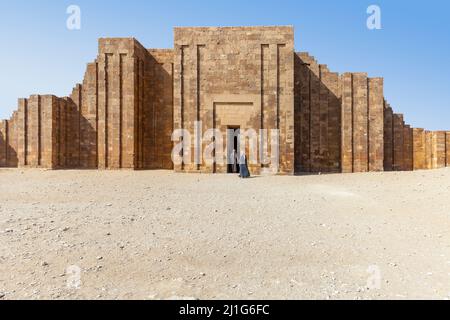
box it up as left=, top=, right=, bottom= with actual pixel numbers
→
left=239, top=152, right=250, bottom=178
left=231, top=149, right=239, bottom=173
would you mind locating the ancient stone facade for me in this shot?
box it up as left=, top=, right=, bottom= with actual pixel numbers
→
left=174, top=27, right=294, bottom=175
left=0, top=26, right=448, bottom=174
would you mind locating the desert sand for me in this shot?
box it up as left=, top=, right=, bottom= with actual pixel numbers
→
left=1, top=168, right=450, bottom=300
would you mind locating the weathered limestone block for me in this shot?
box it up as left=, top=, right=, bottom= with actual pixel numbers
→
left=446, top=132, right=450, bottom=167
left=412, top=128, right=426, bottom=170
left=26, top=95, right=41, bottom=167
left=392, top=114, right=404, bottom=171
left=368, top=78, right=384, bottom=171
left=318, top=65, right=329, bottom=172
left=97, top=38, right=149, bottom=170
left=425, top=131, right=433, bottom=169
left=309, top=58, right=321, bottom=173
left=0, top=120, right=7, bottom=166
left=68, top=84, right=82, bottom=168
left=16, top=95, right=64, bottom=169
left=383, top=103, right=393, bottom=171
left=352, top=73, right=368, bottom=173
left=296, top=53, right=313, bottom=173
left=81, top=63, right=99, bottom=169
left=17, top=98, right=28, bottom=166
left=7, top=112, right=19, bottom=167
left=327, top=71, right=341, bottom=172
left=341, top=73, right=353, bottom=173
left=403, top=125, right=413, bottom=171
left=431, top=131, right=446, bottom=169
left=55, top=98, right=68, bottom=168
left=144, top=49, right=174, bottom=170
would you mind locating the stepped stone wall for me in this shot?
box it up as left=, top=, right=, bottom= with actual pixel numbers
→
left=0, top=26, right=448, bottom=174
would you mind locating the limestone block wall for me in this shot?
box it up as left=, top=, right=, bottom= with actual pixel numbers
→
left=392, top=113, right=405, bottom=171
left=412, top=128, right=426, bottom=170
left=383, top=103, right=394, bottom=171
left=174, top=27, right=295, bottom=175
left=403, top=125, right=413, bottom=171
left=447, top=132, right=450, bottom=167
left=1, top=37, right=175, bottom=171
left=368, top=78, right=385, bottom=172
left=144, top=49, right=174, bottom=170
left=295, top=53, right=340, bottom=173
left=7, top=112, right=19, bottom=167
left=2, top=29, right=449, bottom=175
left=431, top=131, right=446, bottom=169
left=79, top=63, right=99, bottom=169
left=410, top=129, right=449, bottom=170
left=425, top=131, right=433, bottom=169
left=96, top=38, right=143, bottom=169
left=16, top=95, right=62, bottom=168
left=339, top=73, right=384, bottom=173
left=68, top=84, right=81, bottom=168
left=0, top=120, right=7, bottom=166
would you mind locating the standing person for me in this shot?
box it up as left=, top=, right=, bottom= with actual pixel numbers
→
left=232, top=149, right=239, bottom=174
left=239, top=152, right=250, bottom=178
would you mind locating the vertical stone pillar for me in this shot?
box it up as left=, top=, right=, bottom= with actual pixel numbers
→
left=69, top=84, right=82, bottom=168
left=403, top=125, right=413, bottom=171
left=446, top=131, right=450, bottom=167
left=431, top=131, right=446, bottom=169
left=7, top=111, right=19, bottom=167
left=297, top=53, right=312, bottom=172
left=383, top=103, right=393, bottom=171
left=319, top=65, right=329, bottom=172
left=27, top=95, right=41, bottom=167
left=392, top=114, right=404, bottom=171
left=0, top=120, right=7, bottom=167
left=97, top=38, right=145, bottom=170
left=341, top=73, right=353, bottom=173
left=39, top=95, right=57, bottom=168
left=17, top=98, right=28, bottom=167
left=278, top=43, right=295, bottom=175
left=309, top=58, right=321, bottom=173
left=352, top=73, right=368, bottom=173
left=81, top=63, right=99, bottom=169
left=368, top=78, right=384, bottom=172
left=412, top=128, right=426, bottom=170
left=425, top=131, right=433, bottom=169
left=327, top=72, right=341, bottom=173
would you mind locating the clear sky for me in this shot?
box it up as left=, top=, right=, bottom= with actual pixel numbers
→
left=0, top=0, right=449, bottom=130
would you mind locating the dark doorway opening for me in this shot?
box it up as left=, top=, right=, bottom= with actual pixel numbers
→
left=227, top=126, right=240, bottom=174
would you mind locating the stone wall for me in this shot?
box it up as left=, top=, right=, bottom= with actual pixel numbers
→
left=383, top=103, right=394, bottom=171
left=447, top=132, right=450, bottom=167
left=144, top=49, right=174, bottom=170
left=174, top=26, right=295, bottom=175
left=412, top=128, right=426, bottom=170
left=1, top=27, right=449, bottom=174
left=339, top=73, right=385, bottom=173
left=15, top=95, right=58, bottom=168
left=0, top=120, right=7, bottom=166
left=411, top=129, right=450, bottom=170
left=96, top=38, right=144, bottom=169
left=295, top=53, right=340, bottom=173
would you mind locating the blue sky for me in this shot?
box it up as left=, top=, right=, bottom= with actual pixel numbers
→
left=0, top=0, right=449, bottom=130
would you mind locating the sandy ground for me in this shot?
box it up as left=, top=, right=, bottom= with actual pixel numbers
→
left=1, top=168, right=450, bottom=300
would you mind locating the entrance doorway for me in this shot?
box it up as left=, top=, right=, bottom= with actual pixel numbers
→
left=227, top=126, right=240, bottom=174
